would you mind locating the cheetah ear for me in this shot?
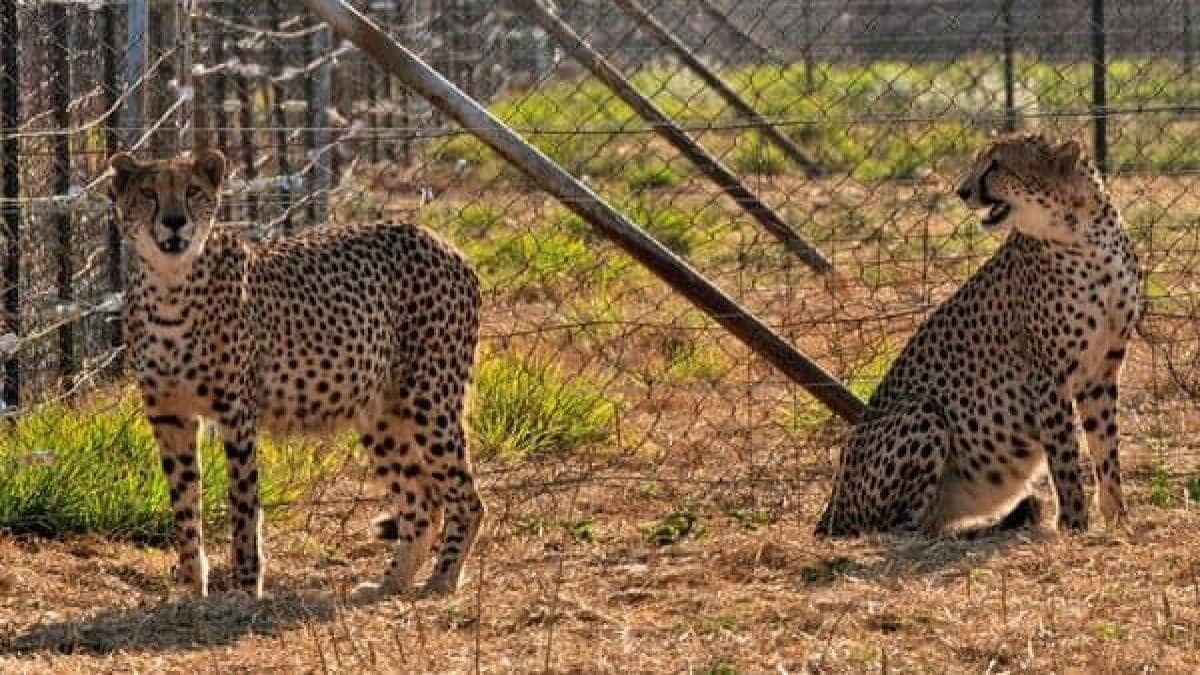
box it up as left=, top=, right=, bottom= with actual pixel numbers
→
left=192, top=147, right=226, bottom=189
left=1051, top=139, right=1082, bottom=174
left=109, top=152, right=142, bottom=199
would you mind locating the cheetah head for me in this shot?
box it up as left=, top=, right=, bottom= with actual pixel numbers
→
left=956, top=133, right=1102, bottom=244
left=109, top=149, right=225, bottom=280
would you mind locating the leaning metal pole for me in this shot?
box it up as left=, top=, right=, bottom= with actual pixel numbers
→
left=300, top=0, right=867, bottom=423
left=511, top=0, right=833, bottom=274
left=611, top=0, right=823, bottom=177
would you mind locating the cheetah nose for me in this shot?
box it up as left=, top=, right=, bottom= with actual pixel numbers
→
left=956, top=183, right=972, bottom=201
left=161, top=214, right=187, bottom=232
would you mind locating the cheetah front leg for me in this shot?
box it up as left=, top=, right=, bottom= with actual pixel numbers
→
left=1076, top=369, right=1126, bottom=527
left=1039, top=393, right=1089, bottom=532
left=148, top=413, right=209, bottom=597
left=219, top=414, right=265, bottom=598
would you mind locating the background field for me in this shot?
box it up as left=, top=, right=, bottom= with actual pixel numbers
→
left=3, top=0, right=1200, bottom=672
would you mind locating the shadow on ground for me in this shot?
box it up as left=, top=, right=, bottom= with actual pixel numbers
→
left=2, top=591, right=340, bottom=656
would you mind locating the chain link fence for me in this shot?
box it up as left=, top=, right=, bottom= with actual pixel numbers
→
left=3, top=0, right=1200, bottom=668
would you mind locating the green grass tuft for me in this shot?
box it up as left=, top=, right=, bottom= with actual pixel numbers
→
left=625, top=159, right=684, bottom=190
left=730, top=132, right=789, bottom=175
left=1149, top=461, right=1172, bottom=508
left=452, top=202, right=508, bottom=238
left=641, top=505, right=706, bottom=546
left=0, top=391, right=340, bottom=543
left=469, top=354, right=618, bottom=461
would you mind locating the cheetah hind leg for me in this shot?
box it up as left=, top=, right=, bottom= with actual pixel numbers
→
left=816, top=400, right=952, bottom=537
left=348, top=404, right=445, bottom=603
left=423, top=433, right=485, bottom=596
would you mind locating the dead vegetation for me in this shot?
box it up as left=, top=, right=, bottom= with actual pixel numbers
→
left=1, top=169, right=1199, bottom=673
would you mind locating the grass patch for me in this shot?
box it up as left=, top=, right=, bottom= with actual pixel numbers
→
left=1149, top=461, right=1172, bottom=508
left=469, top=354, right=618, bottom=461
left=725, top=507, right=776, bottom=531
left=730, top=132, right=789, bottom=175
left=452, top=203, right=507, bottom=238
left=625, top=159, right=684, bottom=190
left=515, top=514, right=599, bottom=543
left=659, top=333, right=728, bottom=384
left=0, top=391, right=340, bottom=543
left=641, top=505, right=706, bottom=546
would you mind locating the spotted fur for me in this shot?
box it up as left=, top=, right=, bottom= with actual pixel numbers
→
left=816, top=134, right=1144, bottom=537
left=110, top=149, right=485, bottom=599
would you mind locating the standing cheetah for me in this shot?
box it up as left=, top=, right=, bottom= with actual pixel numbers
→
left=109, top=148, right=485, bottom=600
left=816, top=134, right=1143, bottom=537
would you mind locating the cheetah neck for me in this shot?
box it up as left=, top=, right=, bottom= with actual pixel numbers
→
left=134, top=231, right=250, bottom=316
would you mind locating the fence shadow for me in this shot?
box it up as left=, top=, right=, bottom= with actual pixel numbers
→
left=2, top=590, right=338, bottom=656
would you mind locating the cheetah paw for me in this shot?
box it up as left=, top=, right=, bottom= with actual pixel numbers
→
left=348, top=581, right=416, bottom=604
left=349, top=582, right=388, bottom=604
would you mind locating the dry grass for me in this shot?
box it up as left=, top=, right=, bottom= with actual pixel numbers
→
left=3, top=167, right=1200, bottom=672
left=0, top=447, right=1199, bottom=673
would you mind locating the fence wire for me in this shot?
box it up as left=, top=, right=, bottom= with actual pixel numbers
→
left=3, top=0, right=1200, bottom=670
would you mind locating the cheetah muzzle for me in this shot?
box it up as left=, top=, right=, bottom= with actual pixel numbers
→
left=110, top=149, right=487, bottom=601
left=817, top=133, right=1144, bottom=539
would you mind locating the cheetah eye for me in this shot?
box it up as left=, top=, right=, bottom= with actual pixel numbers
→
left=186, top=185, right=203, bottom=199
left=139, top=187, right=156, bottom=200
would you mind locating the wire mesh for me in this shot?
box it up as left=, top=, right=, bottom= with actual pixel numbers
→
left=2, top=0, right=1200, bottom=669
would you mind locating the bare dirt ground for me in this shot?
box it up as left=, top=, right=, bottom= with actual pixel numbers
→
left=1, top=443, right=1199, bottom=674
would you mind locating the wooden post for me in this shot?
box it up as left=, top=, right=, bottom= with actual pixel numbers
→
left=365, top=57, right=380, bottom=164
left=148, top=0, right=181, bottom=156
left=512, top=0, right=833, bottom=274
left=177, top=0, right=193, bottom=152
left=209, top=0, right=231, bottom=221
left=299, top=0, right=866, bottom=423
left=230, top=3, right=257, bottom=223
left=102, top=1, right=124, bottom=367
left=268, top=0, right=294, bottom=233
left=611, top=0, right=822, bottom=177
left=1, top=0, right=20, bottom=409
left=309, top=25, right=332, bottom=225
left=50, top=3, right=77, bottom=385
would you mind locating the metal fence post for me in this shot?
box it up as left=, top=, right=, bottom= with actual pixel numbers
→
left=1002, top=0, right=1017, bottom=132
left=124, top=0, right=148, bottom=151
left=1091, top=0, right=1108, bottom=174
left=1, top=0, right=19, bottom=409
left=801, top=0, right=815, bottom=94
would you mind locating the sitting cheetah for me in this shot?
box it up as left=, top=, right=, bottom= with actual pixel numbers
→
left=109, top=148, right=485, bottom=599
left=815, top=133, right=1143, bottom=537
